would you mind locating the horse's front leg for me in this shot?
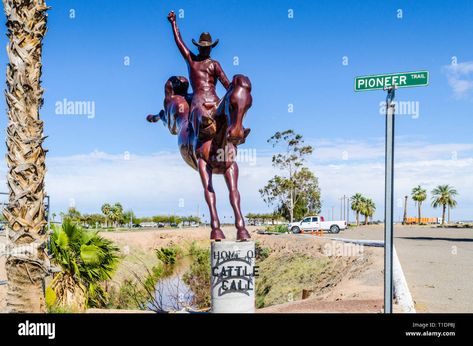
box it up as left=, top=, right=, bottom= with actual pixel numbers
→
left=224, top=162, right=250, bottom=241
left=198, top=158, right=225, bottom=240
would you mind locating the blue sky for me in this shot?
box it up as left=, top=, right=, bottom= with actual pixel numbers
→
left=0, top=0, right=472, bottom=221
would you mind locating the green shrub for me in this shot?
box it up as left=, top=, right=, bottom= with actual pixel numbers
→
left=48, top=221, right=120, bottom=310
left=255, top=241, right=271, bottom=261
left=156, top=245, right=181, bottom=265
left=265, top=224, right=289, bottom=233
left=107, top=263, right=167, bottom=310
left=183, top=246, right=211, bottom=309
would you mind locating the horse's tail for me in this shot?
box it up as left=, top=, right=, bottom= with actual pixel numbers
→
left=146, top=110, right=165, bottom=123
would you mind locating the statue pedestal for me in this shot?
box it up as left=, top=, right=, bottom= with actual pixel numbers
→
left=211, top=241, right=256, bottom=313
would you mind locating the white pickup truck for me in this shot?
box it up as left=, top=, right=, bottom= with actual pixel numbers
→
left=288, top=216, right=347, bottom=234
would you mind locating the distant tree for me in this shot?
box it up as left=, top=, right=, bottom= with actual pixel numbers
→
left=80, top=214, right=106, bottom=228
left=101, top=203, right=112, bottom=227
left=411, top=185, right=427, bottom=224
left=63, top=207, right=81, bottom=222
left=359, top=197, right=376, bottom=225
left=431, top=185, right=458, bottom=225
left=350, top=193, right=364, bottom=226
left=111, top=203, right=124, bottom=227
left=123, top=210, right=136, bottom=226
left=168, top=215, right=182, bottom=225
left=259, top=130, right=320, bottom=222
left=277, top=194, right=314, bottom=222
left=187, top=215, right=201, bottom=224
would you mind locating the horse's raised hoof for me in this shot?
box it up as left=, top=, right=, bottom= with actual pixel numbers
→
left=244, top=127, right=251, bottom=138
left=236, top=228, right=251, bottom=241
left=210, top=229, right=226, bottom=241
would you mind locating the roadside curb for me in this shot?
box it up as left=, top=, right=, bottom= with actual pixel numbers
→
left=324, top=237, right=416, bottom=313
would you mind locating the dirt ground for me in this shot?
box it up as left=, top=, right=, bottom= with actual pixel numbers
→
left=103, top=226, right=389, bottom=313
left=0, top=225, right=392, bottom=313
left=254, top=231, right=389, bottom=313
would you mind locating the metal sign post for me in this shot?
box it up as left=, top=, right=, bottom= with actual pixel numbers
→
left=384, top=85, right=396, bottom=313
left=354, top=70, right=429, bottom=313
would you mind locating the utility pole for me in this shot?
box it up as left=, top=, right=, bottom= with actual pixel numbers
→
left=339, top=197, right=343, bottom=220
left=403, top=195, right=408, bottom=225
left=346, top=196, right=350, bottom=225
left=197, top=203, right=200, bottom=224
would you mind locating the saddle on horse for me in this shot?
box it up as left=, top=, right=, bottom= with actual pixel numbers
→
left=198, top=102, right=218, bottom=142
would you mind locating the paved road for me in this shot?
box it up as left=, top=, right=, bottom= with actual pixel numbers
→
left=327, top=224, right=473, bottom=312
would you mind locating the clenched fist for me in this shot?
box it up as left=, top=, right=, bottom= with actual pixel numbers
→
left=167, top=11, right=176, bottom=23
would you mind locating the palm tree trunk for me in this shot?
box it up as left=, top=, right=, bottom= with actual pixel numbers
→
left=418, top=202, right=422, bottom=225
left=289, top=188, right=294, bottom=223
left=364, top=215, right=368, bottom=225
left=3, top=0, right=49, bottom=313
left=356, top=211, right=359, bottom=226
left=442, top=204, right=446, bottom=226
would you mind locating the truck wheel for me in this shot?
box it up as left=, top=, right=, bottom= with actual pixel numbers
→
left=329, top=225, right=340, bottom=234
left=291, top=226, right=300, bottom=234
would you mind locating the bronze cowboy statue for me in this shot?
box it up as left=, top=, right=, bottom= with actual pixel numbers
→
left=147, top=11, right=252, bottom=241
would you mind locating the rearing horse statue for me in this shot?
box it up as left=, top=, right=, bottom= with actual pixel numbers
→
left=147, top=11, right=252, bottom=241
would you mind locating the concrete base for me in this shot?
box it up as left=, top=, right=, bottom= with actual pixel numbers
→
left=211, top=241, right=256, bottom=313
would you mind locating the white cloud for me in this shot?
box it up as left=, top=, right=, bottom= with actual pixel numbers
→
left=0, top=138, right=471, bottom=222
left=444, top=61, right=473, bottom=99
left=308, top=137, right=473, bottom=163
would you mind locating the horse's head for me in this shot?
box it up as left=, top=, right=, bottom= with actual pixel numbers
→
left=226, top=74, right=252, bottom=145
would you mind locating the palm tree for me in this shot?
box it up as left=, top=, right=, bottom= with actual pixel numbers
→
left=350, top=193, right=364, bottom=226
left=47, top=221, right=119, bottom=311
left=111, top=202, right=123, bottom=227
left=101, top=203, right=111, bottom=227
left=2, top=0, right=49, bottom=313
left=411, top=185, right=427, bottom=224
left=360, top=198, right=376, bottom=225
left=431, top=185, right=458, bottom=225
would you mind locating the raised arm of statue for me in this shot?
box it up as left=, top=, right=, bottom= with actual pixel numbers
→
left=214, top=61, right=231, bottom=90
left=168, top=11, right=191, bottom=62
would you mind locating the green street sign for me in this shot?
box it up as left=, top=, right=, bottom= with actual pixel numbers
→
left=354, top=70, right=429, bottom=91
